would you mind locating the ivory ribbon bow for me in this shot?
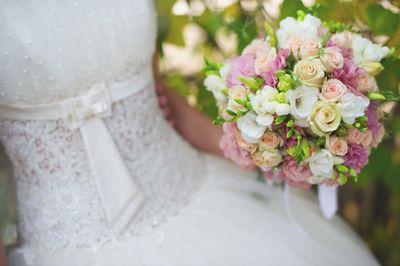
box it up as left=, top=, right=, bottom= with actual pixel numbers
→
left=0, top=68, right=153, bottom=234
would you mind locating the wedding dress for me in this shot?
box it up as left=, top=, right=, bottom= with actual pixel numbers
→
left=0, top=1, right=379, bottom=265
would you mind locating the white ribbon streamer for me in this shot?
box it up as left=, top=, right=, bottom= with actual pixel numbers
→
left=318, top=184, right=338, bottom=220
left=283, top=184, right=310, bottom=239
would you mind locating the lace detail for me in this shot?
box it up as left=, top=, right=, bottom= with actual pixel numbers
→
left=0, top=81, right=205, bottom=250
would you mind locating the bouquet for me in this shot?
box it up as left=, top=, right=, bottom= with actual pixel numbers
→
left=204, top=11, right=397, bottom=190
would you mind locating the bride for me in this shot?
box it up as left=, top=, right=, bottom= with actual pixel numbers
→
left=0, top=1, right=379, bottom=265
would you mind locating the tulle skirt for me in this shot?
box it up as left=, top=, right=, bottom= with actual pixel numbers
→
left=9, top=155, right=379, bottom=266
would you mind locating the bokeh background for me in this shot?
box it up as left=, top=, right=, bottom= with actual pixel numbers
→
left=1, top=0, right=399, bottom=265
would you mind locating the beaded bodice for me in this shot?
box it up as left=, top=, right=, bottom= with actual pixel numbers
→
left=0, top=0, right=205, bottom=251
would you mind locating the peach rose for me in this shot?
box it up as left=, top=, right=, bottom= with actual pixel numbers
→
left=356, top=73, right=378, bottom=93
left=321, top=47, right=344, bottom=73
left=300, top=37, right=321, bottom=59
left=252, top=149, right=283, bottom=168
left=320, top=79, right=347, bottom=102
left=243, top=39, right=272, bottom=55
left=259, top=132, right=282, bottom=150
left=294, top=59, right=325, bottom=87
left=347, top=128, right=373, bottom=148
left=235, top=132, right=258, bottom=154
left=325, top=136, right=348, bottom=156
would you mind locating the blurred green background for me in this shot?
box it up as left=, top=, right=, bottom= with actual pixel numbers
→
left=1, top=0, right=399, bottom=265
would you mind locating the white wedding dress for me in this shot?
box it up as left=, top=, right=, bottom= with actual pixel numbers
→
left=0, top=1, right=379, bottom=265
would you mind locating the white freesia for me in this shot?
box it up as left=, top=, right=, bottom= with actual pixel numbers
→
left=277, top=14, right=322, bottom=49
left=338, top=92, right=370, bottom=125
left=237, top=111, right=267, bottom=143
left=308, top=149, right=334, bottom=180
left=204, top=74, right=226, bottom=102
left=351, top=35, right=390, bottom=64
left=249, top=86, right=290, bottom=126
left=286, top=86, right=319, bottom=126
left=219, top=62, right=231, bottom=81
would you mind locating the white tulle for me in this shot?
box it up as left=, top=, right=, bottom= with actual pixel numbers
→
left=0, top=0, right=379, bottom=265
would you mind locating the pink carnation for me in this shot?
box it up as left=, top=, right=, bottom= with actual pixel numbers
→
left=280, top=157, right=312, bottom=188
left=344, top=144, right=370, bottom=173
left=331, top=59, right=365, bottom=96
left=226, top=54, right=256, bottom=87
left=219, top=123, right=256, bottom=171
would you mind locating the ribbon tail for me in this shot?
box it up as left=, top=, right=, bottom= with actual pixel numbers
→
left=318, top=184, right=338, bottom=220
left=283, top=184, right=310, bottom=239
left=80, top=118, right=144, bottom=234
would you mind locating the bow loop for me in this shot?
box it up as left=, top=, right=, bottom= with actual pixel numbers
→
left=61, top=82, right=112, bottom=130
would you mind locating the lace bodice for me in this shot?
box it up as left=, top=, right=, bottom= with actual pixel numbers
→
left=0, top=0, right=205, bottom=251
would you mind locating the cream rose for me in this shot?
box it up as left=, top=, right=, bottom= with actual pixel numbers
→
left=320, top=79, right=347, bottom=102
left=309, top=101, right=342, bottom=136
left=300, top=37, right=321, bottom=59
left=325, top=136, right=348, bottom=156
left=356, top=73, right=378, bottom=92
left=321, top=47, right=344, bottom=73
left=252, top=149, right=283, bottom=168
left=227, top=85, right=248, bottom=112
left=259, top=132, right=282, bottom=150
left=294, top=59, right=325, bottom=87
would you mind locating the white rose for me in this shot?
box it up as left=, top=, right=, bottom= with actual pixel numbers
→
left=237, top=112, right=267, bottom=143
left=308, top=149, right=334, bottom=180
left=351, top=35, right=390, bottom=64
left=338, top=92, right=370, bottom=125
left=204, top=75, right=226, bottom=102
left=286, top=86, right=319, bottom=126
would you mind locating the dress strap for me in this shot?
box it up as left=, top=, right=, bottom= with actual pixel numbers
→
left=0, top=66, right=154, bottom=234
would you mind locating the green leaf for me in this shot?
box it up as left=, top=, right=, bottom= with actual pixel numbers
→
left=279, top=0, right=307, bottom=20
left=274, top=115, right=287, bottom=125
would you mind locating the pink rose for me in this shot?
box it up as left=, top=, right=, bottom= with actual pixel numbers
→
left=347, top=128, right=373, bottom=148
left=226, top=54, right=256, bottom=87
left=300, top=37, right=321, bottom=59
left=259, top=132, right=282, bottom=150
left=356, top=73, right=378, bottom=93
left=321, top=47, right=344, bottom=73
left=325, top=136, right=348, bottom=156
left=280, top=157, right=313, bottom=188
left=320, top=79, right=347, bottom=102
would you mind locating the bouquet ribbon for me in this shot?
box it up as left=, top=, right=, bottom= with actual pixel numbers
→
left=0, top=66, right=153, bottom=234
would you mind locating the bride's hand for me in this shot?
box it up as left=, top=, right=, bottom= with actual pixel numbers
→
left=153, top=57, right=223, bottom=157
left=0, top=238, right=6, bottom=266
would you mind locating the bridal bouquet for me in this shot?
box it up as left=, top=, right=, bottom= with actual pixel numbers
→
left=204, top=12, right=397, bottom=188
